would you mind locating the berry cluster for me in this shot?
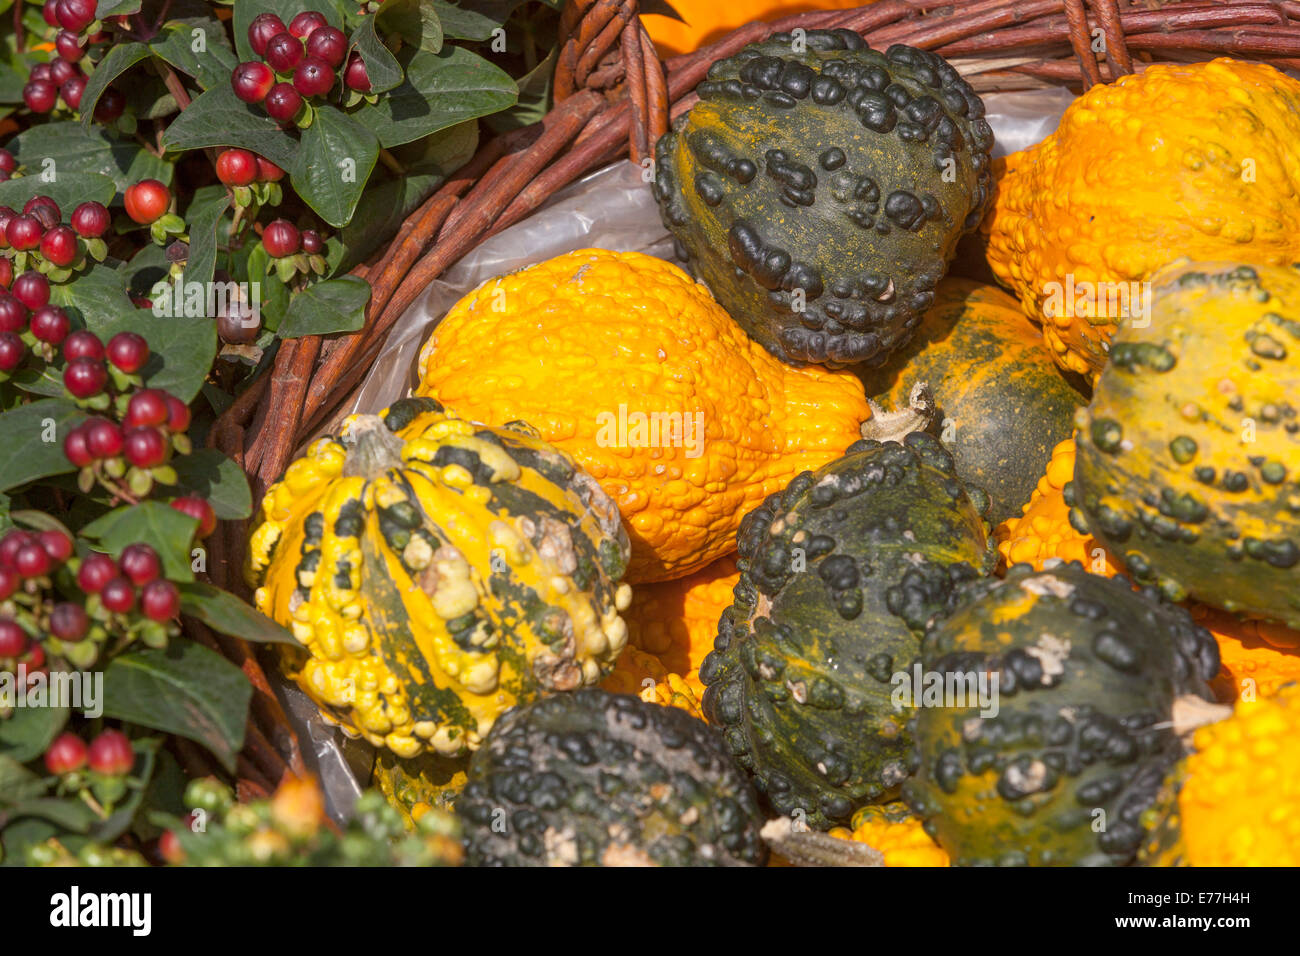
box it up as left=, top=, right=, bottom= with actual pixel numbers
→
left=233, top=12, right=371, bottom=125
left=40, top=728, right=139, bottom=817
left=27, top=0, right=123, bottom=122
left=262, top=218, right=324, bottom=259
left=0, top=195, right=110, bottom=289
left=215, top=148, right=285, bottom=188
left=0, top=526, right=189, bottom=671
left=0, top=148, right=15, bottom=184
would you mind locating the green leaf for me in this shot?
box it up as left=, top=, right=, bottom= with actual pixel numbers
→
left=377, top=0, right=443, bottom=52
left=0, top=705, right=69, bottom=764
left=171, top=449, right=252, bottom=519
left=0, top=399, right=83, bottom=493
left=338, top=122, right=477, bottom=271
left=80, top=501, right=199, bottom=582
left=7, top=123, right=171, bottom=193
left=232, top=0, right=350, bottom=60
left=431, top=0, right=501, bottom=40
left=9, top=364, right=65, bottom=399
left=97, top=0, right=145, bottom=16
left=49, top=259, right=135, bottom=330
left=80, top=42, right=153, bottom=132
left=278, top=276, right=371, bottom=338
left=150, top=17, right=240, bottom=91
left=349, top=12, right=405, bottom=95
left=0, top=172, right=116, bottom=216
left=181, top=185, right=230, bottom=290
left=0, top=756, right=47, bottom=805
left=486, top=47, right=554, bottom=134
left=178, top=582, right=299, bottom=646
left=102, top=644, right=250, bottom=774
left=290, top=105, right=379, bottom=228
left=1, top=797, right=97, bottom=833
left=93, top=308, right=216, bottom=404
left=161, top=83, right=298, bottom=169
left=353, top=45, right=516, bottom=148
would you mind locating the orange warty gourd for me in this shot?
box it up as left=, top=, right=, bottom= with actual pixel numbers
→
left=1193, top=605, right=1300, bottom=703
left=984, top=59, right=1300, bottom=378
left=829, top=805, right=950, bottom=867
left=641, top=1, right=867, bottom=57
left=416, top=249, right=875, bottom=582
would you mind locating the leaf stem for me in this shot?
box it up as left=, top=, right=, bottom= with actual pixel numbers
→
left=377, top=147, right=406, bottom=176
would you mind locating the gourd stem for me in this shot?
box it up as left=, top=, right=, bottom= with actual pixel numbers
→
left=861, top=381, right=935, bottom=443
left=343, top=414, right=406, bottom=478
left=1170, top=695, right=1234, bottom=740
left=760, top=817, right=884, bottom=867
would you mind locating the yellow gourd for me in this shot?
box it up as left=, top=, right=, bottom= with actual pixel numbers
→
left=415, top=249, right=877, bottom=582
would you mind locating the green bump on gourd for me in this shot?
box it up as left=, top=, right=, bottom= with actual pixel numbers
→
left=1074, top=260, right=1300, bottom=628
left=700, top=432, right=996, bottom=830
left=653, top=29, right=994, bottom=368
left=902, top=563, right=1221, bottom=867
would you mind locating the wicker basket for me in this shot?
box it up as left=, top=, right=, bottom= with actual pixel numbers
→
left=193, top=0, right=1300, bottom=794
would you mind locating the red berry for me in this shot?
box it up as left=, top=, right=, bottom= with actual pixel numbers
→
left=125, top=388, right=169, bottom=427
left=124, top=180, right=170, bottom=225
left=30, top=306, right=70, bottom=345
left=215, top=148, right=258, bottom=187
left=31, top=64, right=55, bottom=85
left=25, top=193, right=60, bottom=220
left=39, top=224, right=79, bottom=267
left=92, top=87, right=125, bottom=123
left=124, top=428, right=167, bottom=468
left=14, top=541, right=52, bottom=578
left=300, top=229, right=323, bottom=255
left=12, top=272, right=50, bottom=309
left=165, top=394, right=191, bottom=433
left=256, top=156, right=286, bottom=182
left=0, top=531, right=30, bottom=569
left=0, top=617, right=26, bottom=655
left=23, top=80, right=57, bottom=113
left=140, top=579, right=180, bottom=622
left=44, top=732, right=88, bottom=775
left=289, top=11, right=328, bottom=38
left=106, top=331, right=149, bottom=373
left=0, top=568, right=16, bottom=601
left=38, top=529, right=73, bottom=564
left=71, top=201, right=110, bottom=238
left=100, top=577, right=136, bottom=613
left=306, top=27, right=347, bottom=69
left=6, top=214, right=43, bottom=251
left=231, top=60, right=275, bottom=104
left=64, top=424, right=93, bottom=467
left=170, top=497, right=217, bottom=538
left=77, top=552, right=117, bottom=593
left=0, top=332, right=24, bottom=372
left=0, top=259, right=10, bottom=289
left=85, top=418, right=124, bottom=458
left=0, top=297, right=26, bottom=333
left=55, top=0, right=97, bottom=32
left=248, top=12, right=288, bottom=56
left=265, top=32, right=304, bottom=73
left=344, top=52, right=371, bottom=92
left=64, top=357, right=107, bottom=399
left=25, top=642, right=45, bottom=671
left=158, top=828, right=185, bottom=864
left=49, top=59, right=80, bottom=87
left=293, top=57, right=334, bottom=98
left=42, top=0, right=61, bottom=27
left=62, top=329, right=104, bottom=361
left=264, top=82, right=303, bottom=124
left=119, top=543, right=161, bottom=586
left=0, top=151, right=13, bottom=175
left=262, top=219, right=300, bottom=258
left=60, top=75, right=87, bottom=110
left=88, top=729, right=134, bottom=775
left=50, top=602, right=89, bottom=642
left=56, top=30, right=84, bottom=62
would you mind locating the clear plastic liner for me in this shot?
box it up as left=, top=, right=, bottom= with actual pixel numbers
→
left=279, top=87, right=1081, bottom=820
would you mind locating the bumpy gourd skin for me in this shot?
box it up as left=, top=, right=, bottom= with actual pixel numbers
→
left=655, top=29, right=993, bottom=367
left=860, top=279, right=1085, bottom=523
left=416, top=249, right=872, bottom=582
left=1141, top=682, right=1300, bottom=866
left=829, top=802, right=950, bottom=867
left=1072, top=261, right=1300, bottom=629
left=702, top=433, right=996, bottom=830
left=997, top=438, right=1122, bottom=575
left=246, top=398, right=633, bottom=759
left=903, top=563, right=1221, bottom=866
left=456, top=689, right=768, bottom=866
left=984, top=59, right=1300, bottom=377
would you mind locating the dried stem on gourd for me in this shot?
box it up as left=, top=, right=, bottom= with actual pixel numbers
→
left=860, top=381, right=935, bottom=443
left=760, top=817, right=884, bottom=867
